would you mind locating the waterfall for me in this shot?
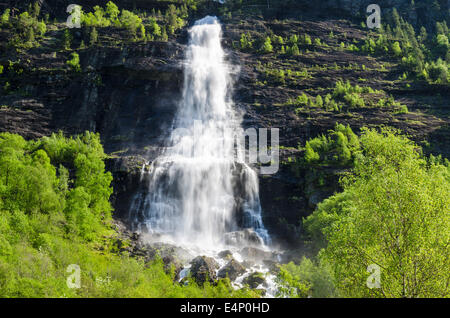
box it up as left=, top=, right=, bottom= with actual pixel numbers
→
left=130, top=16, right=269, bottom=251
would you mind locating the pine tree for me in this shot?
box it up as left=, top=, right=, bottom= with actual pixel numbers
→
left=90, top=27, right=98, bottom=46
left=161, top=26, right=168, bottom=42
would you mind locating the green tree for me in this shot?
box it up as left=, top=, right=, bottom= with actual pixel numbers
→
left=391, top=41, right=402, bottom=56
left=66, top=52, right=81, bottom=72
left=89, top=27, right=98, bottom=46
left=261, top=36, right=273, bottom=53
left=105, top=1, right=120, bottom=21
left=306, top=128, right=450, bottom=297
left=1, top=8, right=10, bottom=25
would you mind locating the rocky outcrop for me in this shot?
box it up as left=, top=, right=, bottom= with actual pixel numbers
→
left=189, top=256, right=220, bottom=285
left=218, top=259, right=246, bottom=281
left=218, top=250, right=233, bottom=260
left=243, top=272, right=266, bottom=289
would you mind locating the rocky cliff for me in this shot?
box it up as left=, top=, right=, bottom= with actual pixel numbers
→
left=1, top=0, right=449, bottom=247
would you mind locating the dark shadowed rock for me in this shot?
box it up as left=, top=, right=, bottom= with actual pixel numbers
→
left=190, top=256, right=219, bottom=285
left=218, top=259, right=246, bottom=281
left=162, top=255, right=183, bottom=280
left=218, top=250, right=233, bottom=260
left=243, top=272, right=266, bottom=289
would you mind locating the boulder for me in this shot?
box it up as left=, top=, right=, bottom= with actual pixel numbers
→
left=243, top=272, right=266, bottom=289
left=162, top=255, right=183, bottom=280
left=190, top=256, right=219, bottom=285
left=240, top=247, right=278, bottom=263
left=218, top=250, right=233, bottom=260
left=263, top=260, right=281, bottom=275
left=218, top=259, right=246, bottom=281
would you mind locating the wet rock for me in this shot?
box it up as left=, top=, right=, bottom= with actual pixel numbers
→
left=243, top=272, right=266, bottom=289
left=224, top=229, right=264, bottom=247
left=190, top=256, right=220, bottom=285
left=218, top=259, right=246, bottom=281
left=162, top=255, right=183, bottom=280
left=241, top=260, right=256, bottom=269
left=263, top=260, right=281, bottom=275
left=240, top=247, right=277, bottom=263
left=218, top=250, right=233, bottom=260
left=148, top=242, right=193, bottom=264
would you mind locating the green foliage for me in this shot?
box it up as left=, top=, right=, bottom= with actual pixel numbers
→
left=105, top=1, right=120, bottom=22
left=305, top=128, right=450, bottom=297
left=89, top=27, right=98, bottom=46
left=260, top=37, right=273, bottom=53
left=66, top=52, right=81, bottom=72
left=119, top=10, right=143, bottom=38
left=302, top=123, right=360, bottom=167
left=277, top=257, right=335, bottom=298
left=0, top=132, right=257, bottom=298
left=425, top=58, right=448, bottom=83
left=287, top=43, right=300, bottom=56
left=1, top=8, right=10, bottom=25
left=79, top=1, right=154, bottom=40
left=5, top=9, right=47, bottom=49
left=391, top=41, right=402, bottom=56
left=148, top=17, right=161, bottom=37
left=239, top=33, right=254, bottom=51
left=63, top=29, right=72, bottom=50
left=302, top=34, right=312, bottom=45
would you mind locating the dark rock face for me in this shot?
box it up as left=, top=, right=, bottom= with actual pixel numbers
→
left=190, top=256, right=220, bottom=285
left=243, top=272, right=266, bottom=289
left=218, top=259, right=246, bottom=281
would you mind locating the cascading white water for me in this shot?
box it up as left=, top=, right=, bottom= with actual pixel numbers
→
left=130, top=16, right=269, bottom=251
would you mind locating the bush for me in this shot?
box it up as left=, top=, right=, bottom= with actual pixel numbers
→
left=66, top=52, right=81, bottom=72
left=287, top=43, right=300, bottom=56
left=277, top=258, right=335, bottom=298
left=302, top=123, right=360, bottom=166
left=1, top=8, right=10, bottom=25
left=89, top=27, right=98, bottom=46
left=426, top=58, right=448, bottom=83
left=260, top=36, right=273, bottom=53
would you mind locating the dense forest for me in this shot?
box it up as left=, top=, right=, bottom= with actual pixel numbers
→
left=0, top=0, right=449, bottom=298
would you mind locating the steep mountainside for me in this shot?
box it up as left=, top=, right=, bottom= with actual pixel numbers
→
left=1, top=0, right=449, bottom=248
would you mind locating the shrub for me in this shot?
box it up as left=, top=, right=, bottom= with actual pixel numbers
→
left=89, top=27, right=98, bottom=45
left=148, top=17, right=161, bottom=37
left=287, top=43, right=300, bottom=56
left=302, top=34, right=312, bottom=45
left=66, top=52, right=81, bottom=72
left=426, top=58, right=448, bottom=83
left=1, top=8, right=10, bottom=25
left=260, top=36, right=273, bottom=53
left=119, top=10, right=143, bottom=38
left=391, top=41, right=402, bottom=56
